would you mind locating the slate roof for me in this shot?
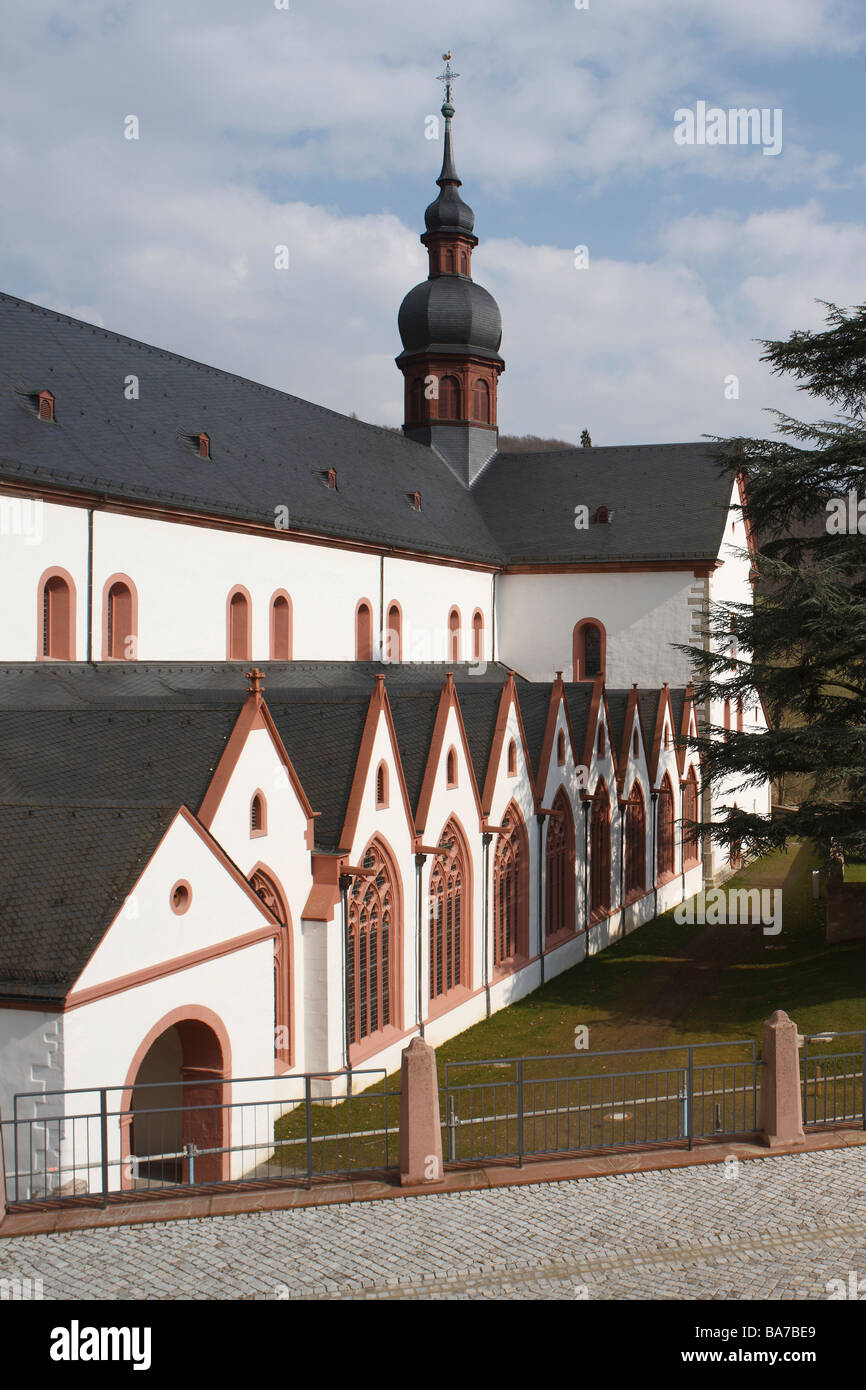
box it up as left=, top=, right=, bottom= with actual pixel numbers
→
left=0, top=293, right=504, bottom=566
left=0, top=292, right=733, bottom=568
left=471, top=444, right=734, bottom=564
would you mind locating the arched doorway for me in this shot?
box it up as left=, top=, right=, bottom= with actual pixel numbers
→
left=125, top=1011, right=229, bottom=1187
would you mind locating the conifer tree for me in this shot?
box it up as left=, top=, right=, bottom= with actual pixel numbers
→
left=680, top=301, right=866, bottom=864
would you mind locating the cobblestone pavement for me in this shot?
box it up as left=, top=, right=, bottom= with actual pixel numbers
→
left=2, top=1148, right=866, bottom=1300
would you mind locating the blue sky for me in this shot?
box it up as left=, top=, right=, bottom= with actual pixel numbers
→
left=1, top=0, right=864, bottom=445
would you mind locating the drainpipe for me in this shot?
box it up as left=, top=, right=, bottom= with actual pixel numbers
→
left=582, top=798, right=590, bottom=943
left=491, top=572, right=497, bottom=664
left=338, top=872, right=352, bottom=1087
left=536, top=813, right=545, bottom=984
left=482, top=831, right=492, bottom=1017
left=415, top=853, right=425, bottom=1038
left=86, top=507, right=95, bottom=663
left=378, top=553, right=385, bottom=661
left=619, top=802, right=626, bottom=936
left=651, top=790, right=659, bottom=918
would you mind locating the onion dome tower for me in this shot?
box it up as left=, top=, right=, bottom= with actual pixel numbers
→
left=396, top=56, right=504, bottom=485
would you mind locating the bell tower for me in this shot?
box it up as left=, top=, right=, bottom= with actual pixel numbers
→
left=396, top=56, right=504, bottom=486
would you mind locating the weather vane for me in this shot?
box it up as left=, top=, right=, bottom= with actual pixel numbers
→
left=437, top=52, right=459, bottom=106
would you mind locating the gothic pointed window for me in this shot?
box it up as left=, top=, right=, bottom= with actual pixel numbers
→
left=545, top=788, right=575, bottom=941
left=657, top=774, right=675, bottom=878
left=625, top=784, right=646, bottom=897
left=439, top=375, right=461, bottom=420
left=590, top=781, right=611, bottom=918
left=346, top=841, right=398, bottom=1045
left=682, top=766, right=700, bottom=868
left=428, top=820, right=467, bottom=999
left=493, top=804, right=528, bottom=966
left=250, top=868, right=291, bottom=1065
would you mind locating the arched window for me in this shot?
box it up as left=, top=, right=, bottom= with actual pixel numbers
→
left=250, top=867, right=291, bottom=1066
left=546, top=787, right=575, bottom=942
left=471, top=609, right=484, bottom=662
left=346, top=841, right=398, bottom=1045
left=664, top=724, right=671, bottom=750
left=573, top=620, right=605, bottom=681
left=270, top=592, right=292, bottom=660
left=375, top=761, right=389, bottom=809
left=446, top=747, right=458, bottom=788
left=384, top=602, right=402, bottom=663
left=355, top=600, right=373, bottom=660
left=472, top=378, right=490, bottom=423
left=557, top=729, right=566, bottom=766
left=723, top=698, right=731, bottom=741
left=507, top=738, right=517, bottom=776
left=682, top=766, right=700, bottom=868
left=493, top=804, right=528, bottom=966
left=657, top=775, right=675, bottom=878
left=595, top=506, right=609, bottom=524
left=227, top=587, right=251, bottom=661
left=633, top=728, right=639, bottom=756
left=250, top=791, right=267, bottom=837
left=39, top=569, right=75, bottom=660
left=103, top=576, right=137, bottom=660
left=448, top=607, right=461, bottom=662
left=38, top=390, right=55, bottom=421
left=410, top=377, right=425, bottom=423
left=625, top=784, right=646, bottom=898
left=439, top=375, right=461, bottom=420
left=589, top=781, right=611, bottom=919
left=429, top=820, right=468, bottom=999
left=445, top=249, right=454, bottom=273
left=597, top=724, right=606, bottom=757
left=736, top=697, right=744, bottom=733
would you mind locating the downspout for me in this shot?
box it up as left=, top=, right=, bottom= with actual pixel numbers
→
left=491, top=572, right=497, bottom=664
left=651, top=790, right=659, bottom=919
left=339, top=873, right=352, bottom=1086
left=582, top=799, right=590, bottom=945
left=619, top=802, right=625, bottom=936
left=87, top=507, right=94, bottom=663
left=379, top=552, right=385, bottom=660
left=415, top=853, right=425, bottom=1038
left=536, top=813, right=545, bottom=984
left=482, top=831, right=492, bottom=1017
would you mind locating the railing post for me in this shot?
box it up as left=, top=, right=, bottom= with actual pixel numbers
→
left=759, top=1009, right=805, bottom=1148
left=0, top=1106, right=7, bottom=1226
left=398, top=1037, right=444, bottom=1186
left=686, top=1048, right=694, bottom=1150
left=517, top=1058, right=525, bottom=1167
left=305, top=1075, right=314, bottom=1189
left=100, top=1088, right=110, bottom=1207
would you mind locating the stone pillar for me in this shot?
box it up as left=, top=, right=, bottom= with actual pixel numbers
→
left=759, top=1009, right=805, bottom=1148
left=398, top=1037, right=444, bottom=1187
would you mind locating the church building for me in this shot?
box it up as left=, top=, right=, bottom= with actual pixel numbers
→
left=0, top=68, right=770, bottom=1189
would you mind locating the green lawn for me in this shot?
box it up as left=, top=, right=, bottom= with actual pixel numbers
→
left=270, top=841, right=866, bottom=1170
left=845, top=860, right=866, bottom=883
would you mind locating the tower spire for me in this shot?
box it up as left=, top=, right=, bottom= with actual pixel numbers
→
left=394, top=55, right=505, bottom=486
left=436, top=53, right=461, bottom=187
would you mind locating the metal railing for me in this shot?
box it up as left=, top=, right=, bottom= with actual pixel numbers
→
left=1, top=1068, right=399, bottom=1207
left=440, top=1041, right=760, bottom=1166
left=801, top=1031, right=866, bottom=1128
